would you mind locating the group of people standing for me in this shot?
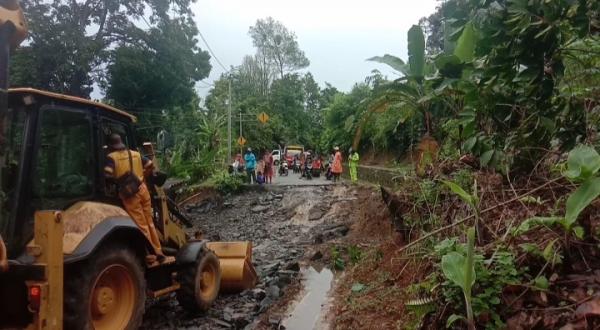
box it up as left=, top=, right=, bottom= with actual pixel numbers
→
left=243, top=148, right=274, bottom=184
left=236, top=145, right=360, bottom=185
left=329, top=146, right=360, bottom=184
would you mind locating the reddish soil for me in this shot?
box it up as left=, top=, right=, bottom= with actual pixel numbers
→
left=325, top=186, right=422, bottom=329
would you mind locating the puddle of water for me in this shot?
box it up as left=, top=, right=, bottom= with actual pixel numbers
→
left=283, top=267, right=334, bottom=330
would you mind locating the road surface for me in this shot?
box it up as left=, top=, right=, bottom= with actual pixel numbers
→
left=272, top=170, right=333, bottom=186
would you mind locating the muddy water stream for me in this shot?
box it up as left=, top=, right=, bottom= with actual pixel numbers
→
left=283, top=267, right=335, bottom=330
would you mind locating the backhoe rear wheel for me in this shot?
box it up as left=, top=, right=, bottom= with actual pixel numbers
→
left=176, top=250, right=221, bottom=312
left=64, top=246, right=145, bottom=330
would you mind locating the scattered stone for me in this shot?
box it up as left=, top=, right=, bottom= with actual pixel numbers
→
left=232, top=313, right=250, bottom=328
left=252, top=205, right=270, bottom=213
left=277, top=275, right=292, bottom=288
left=313, top=234, right=324, bottom=244
left=285, top=261, right=300, bottom=272
left=266, top=285, right=281, bottom=298
left=308, top=206, right=325, bottom=221
left=311, top=250, right=323, bottom=260
left=144, top=183, right=357, bottom=330
left=260, top=297, right=273, bottom=313
left=252, top=288, right=266, bottom=300
left=209, top=318, right=232, bottom=328
left=263, top=262, right=281, bottom=274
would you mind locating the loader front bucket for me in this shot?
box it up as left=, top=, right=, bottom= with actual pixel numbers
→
left=206, top=241, right=258, bottom=293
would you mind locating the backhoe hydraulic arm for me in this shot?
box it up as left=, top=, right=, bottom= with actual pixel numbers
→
left=0, top=0, right=26, bottom=266
left=1, top=0, right=27, bottom=86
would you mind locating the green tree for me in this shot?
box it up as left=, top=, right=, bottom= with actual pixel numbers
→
left=11, top=0, right=197, bottom=97
left=249, top=17, right=310, bottom=79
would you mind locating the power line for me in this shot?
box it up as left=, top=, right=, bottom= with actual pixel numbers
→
left=197, top=29, right=228, bottom=72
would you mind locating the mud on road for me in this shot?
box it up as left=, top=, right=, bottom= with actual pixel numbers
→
left=141, top=183, right=360, bottom=330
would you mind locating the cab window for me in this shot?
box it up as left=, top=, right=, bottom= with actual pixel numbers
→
left=32, top=108, right=94, bottom=208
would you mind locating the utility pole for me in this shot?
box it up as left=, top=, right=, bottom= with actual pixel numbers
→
left=227, top=78, right=232, bottom=161
left=239, top=111, right=243, bottom=155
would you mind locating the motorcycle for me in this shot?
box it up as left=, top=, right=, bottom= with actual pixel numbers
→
left=325, top=161, right=333, bottom=180
left=293, top=159, right=301, bottom=174
left=305, top=160, right=313, bottom=180
left=279, top=161, right=289, bottom=176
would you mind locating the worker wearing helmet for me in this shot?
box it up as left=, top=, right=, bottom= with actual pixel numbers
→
left=104, top=134, right=165, bottom=262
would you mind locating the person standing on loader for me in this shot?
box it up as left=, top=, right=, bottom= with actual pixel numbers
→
left=104, top=133, right=166, bottom=263
left=349, top=147, right=360, bottom=184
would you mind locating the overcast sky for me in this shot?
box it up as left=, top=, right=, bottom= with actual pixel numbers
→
left=192, top=0, right=440, bottom=97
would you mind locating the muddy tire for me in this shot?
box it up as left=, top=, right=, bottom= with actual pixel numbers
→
left=64, top=246, right=146, bottom=330
left=176, top=250, right=221, bottom=312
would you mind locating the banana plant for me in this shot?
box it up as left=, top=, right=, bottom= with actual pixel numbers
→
left=515, top=145, right=600, bottom=238
left=442, top=227, right=477, bottom=330
left=442, top=179, right=483, bottom=245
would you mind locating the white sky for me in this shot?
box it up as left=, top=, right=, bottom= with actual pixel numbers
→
left=192, top=0, right=440, bottom=96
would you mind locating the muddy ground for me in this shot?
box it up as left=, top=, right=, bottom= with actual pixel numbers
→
left=141, top=183, right=365, bottom=330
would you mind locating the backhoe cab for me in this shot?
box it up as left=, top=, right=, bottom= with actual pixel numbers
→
left=0, top=88, right=257, bottom=329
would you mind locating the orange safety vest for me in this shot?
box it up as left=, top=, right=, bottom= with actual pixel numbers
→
left=105, top=149, right=149, bottom=182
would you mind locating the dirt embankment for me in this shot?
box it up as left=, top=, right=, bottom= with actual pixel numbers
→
left=329, top=165, right=600, bottom=330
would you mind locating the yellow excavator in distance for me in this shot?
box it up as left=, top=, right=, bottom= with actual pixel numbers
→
left=0, top=1, right=257, bottom=329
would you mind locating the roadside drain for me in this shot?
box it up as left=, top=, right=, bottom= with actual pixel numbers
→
left=283, top=267, right=334, bottom=330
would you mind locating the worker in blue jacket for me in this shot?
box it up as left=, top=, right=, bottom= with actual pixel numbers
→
left=244, top=148, right=257, bottom=184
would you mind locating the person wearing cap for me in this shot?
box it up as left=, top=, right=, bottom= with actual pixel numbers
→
left=104, top=133, right=166, bottom=262
left=332, top=146, right=343, bottom=182
left=244, top=147, right=257, bottom=184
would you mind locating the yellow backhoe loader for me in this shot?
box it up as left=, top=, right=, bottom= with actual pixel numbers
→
left=0, top=2, right=257, bottom=329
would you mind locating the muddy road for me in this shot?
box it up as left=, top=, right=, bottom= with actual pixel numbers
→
left=142, top=180, right=361, bottom=330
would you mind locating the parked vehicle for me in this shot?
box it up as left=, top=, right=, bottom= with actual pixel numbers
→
left=284, top=145, right=304, bottom=167
left=272, top=149, right=281, bottom=166
left=293, top=158, right=301, bottom=174
left=305, top=160, right=313, bottom=180
left=279, top=161, right=289, bottom=176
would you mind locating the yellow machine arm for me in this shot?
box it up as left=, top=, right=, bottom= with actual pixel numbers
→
left=0, top=234, right=7, bottom=272
left=0, top=0, right=27, bottom=47
left=0, top=0, right=27, bottom=274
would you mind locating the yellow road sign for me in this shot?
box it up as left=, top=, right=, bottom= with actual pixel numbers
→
left=237, top=136, right=247, bottom=146
left=258, top=112, right=270, bottom=124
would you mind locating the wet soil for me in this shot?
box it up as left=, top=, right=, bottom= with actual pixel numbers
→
left=141, top=184, right=360, bottom=330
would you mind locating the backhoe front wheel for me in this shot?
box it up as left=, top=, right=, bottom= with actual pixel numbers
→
left=64, top=246, right=145, bottom=330
left=177, top=250, right=221, bottom=312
